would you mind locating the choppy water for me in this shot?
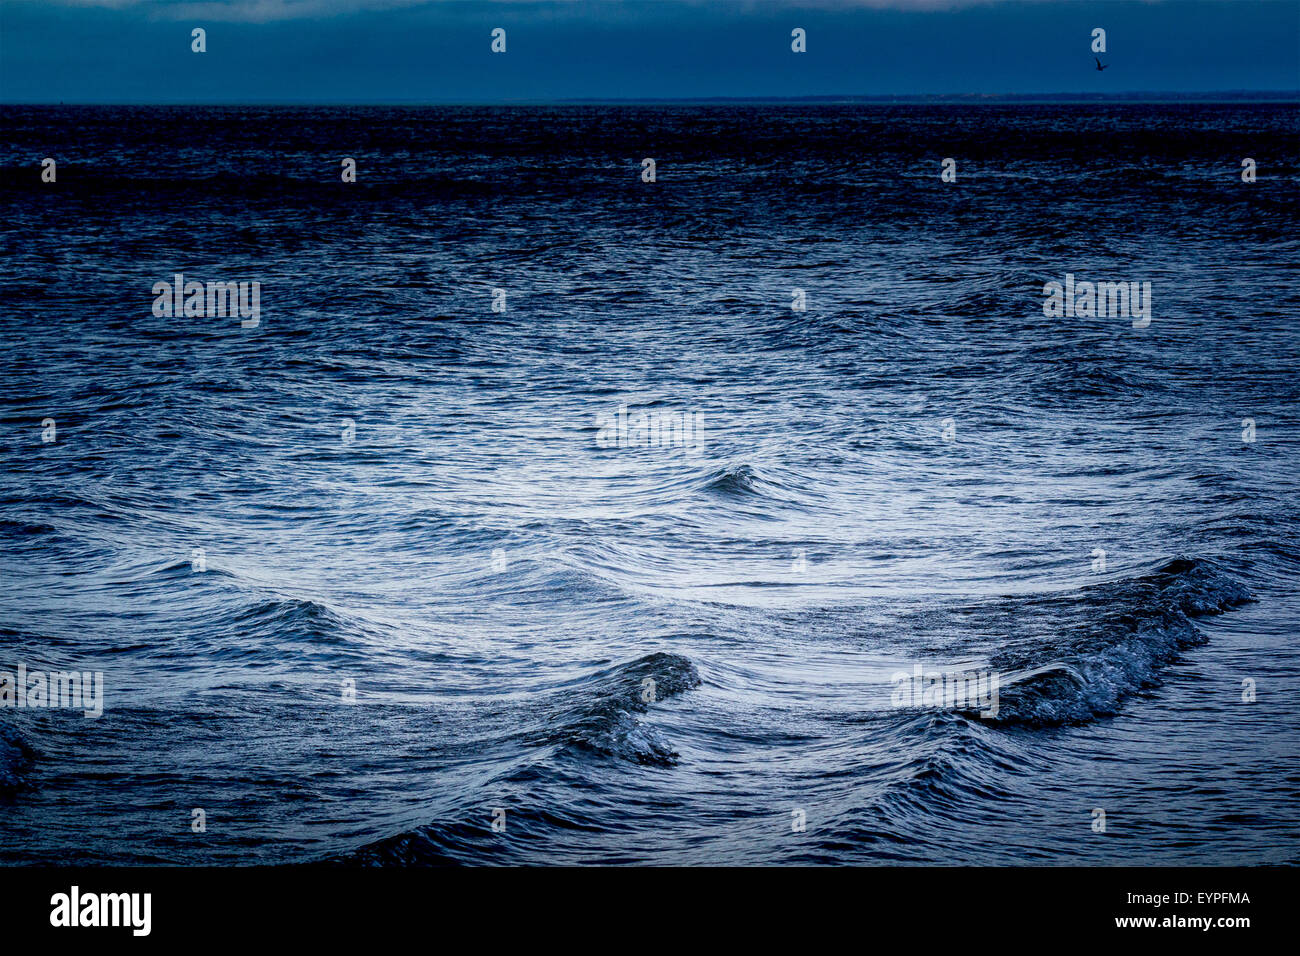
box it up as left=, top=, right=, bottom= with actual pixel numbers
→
left=1, top=104, right=1298, bottom=864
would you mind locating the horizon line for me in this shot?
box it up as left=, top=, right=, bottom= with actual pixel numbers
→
left=5, top=91, right=1299, bottom=108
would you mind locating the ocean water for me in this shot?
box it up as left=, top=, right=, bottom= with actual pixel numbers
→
left=1, top=104, right=1298, bottom=865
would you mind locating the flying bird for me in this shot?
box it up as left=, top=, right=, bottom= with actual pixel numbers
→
left=1094, top=56, right=1109, bottom=72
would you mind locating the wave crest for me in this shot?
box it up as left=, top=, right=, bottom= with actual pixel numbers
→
left=703, top=463, right=765, bottom=498
left=985, top=557, right=1252, bottom=727
left=0, top=722, right=33, bottom=794
left=542, top=651, right=701, bottom=766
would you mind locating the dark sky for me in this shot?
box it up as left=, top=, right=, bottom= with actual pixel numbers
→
left=1, top=1, right=1297, bottom=103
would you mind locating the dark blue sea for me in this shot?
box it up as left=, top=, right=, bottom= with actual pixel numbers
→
left=1, top=104, right=1298, bottom=865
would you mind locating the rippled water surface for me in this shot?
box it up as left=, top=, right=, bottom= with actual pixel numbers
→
left=1, top=105, right=1298, bottom=864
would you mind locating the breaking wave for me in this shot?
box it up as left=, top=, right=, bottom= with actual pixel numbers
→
left=983, top=557, right=1252, bottom=727
left=539, top=651, right=701, bottom=766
